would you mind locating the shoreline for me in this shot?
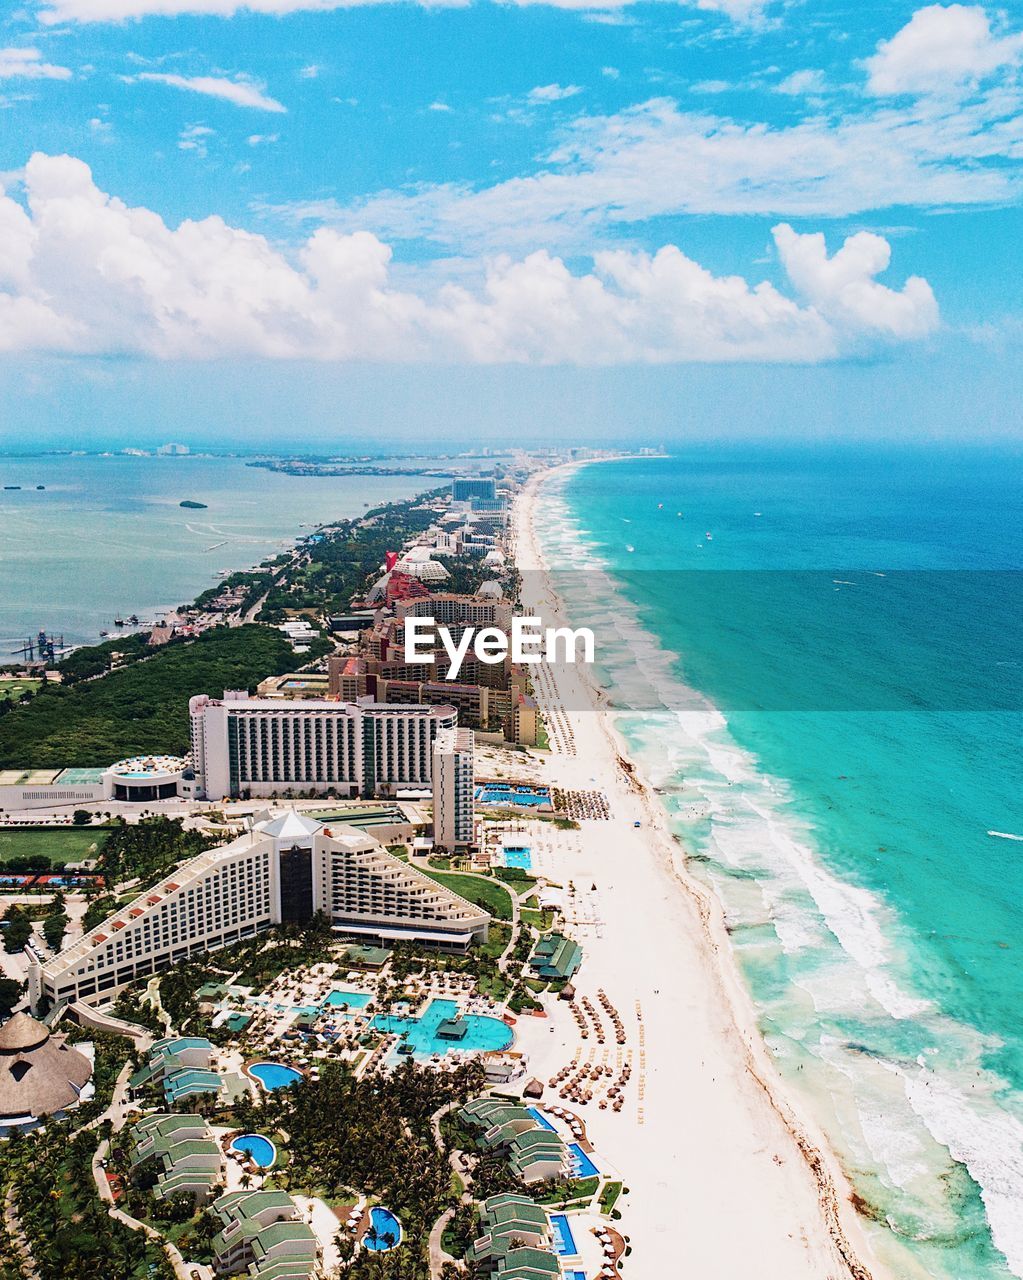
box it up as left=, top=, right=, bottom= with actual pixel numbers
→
left=514, top=457, right=897, bottom=1280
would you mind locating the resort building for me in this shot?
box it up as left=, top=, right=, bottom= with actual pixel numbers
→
left=458, top=1099, right=570, bottom=1186
left=0, top=757, right=194, bottom=811
left=0, top=1012, right=93, bottom=1135
left=528, top=933, right=583, bottom=982
left=30, top=810, right=490, bottom=1011
left=130, top=1113, right=223, bottom=1202
left=470, top=1194, right=552, bottom=1265
left=189, top=691, right=458, bottom=801
left=432, top=726, right=475, bottom=849
left=127, top=1036, right=246, bottom=1106
left=452, top=477, right=497, bottom=503
left=211, top=1189, right=318, bottom=1278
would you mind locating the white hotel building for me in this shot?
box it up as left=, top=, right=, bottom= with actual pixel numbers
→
left=29, top=810, right=490, bottom=1011
left=432, top=727, right=475, bottom=850
left=190, top=692, right=458, bottom=801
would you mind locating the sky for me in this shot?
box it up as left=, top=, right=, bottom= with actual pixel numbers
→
left=1, top=0, right=1022, bottom=447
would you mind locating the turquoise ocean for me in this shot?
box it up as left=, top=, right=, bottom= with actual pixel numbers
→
left=0, top=454, right=431, bottom=650
left=535, top=448, right=1023, bottom=1280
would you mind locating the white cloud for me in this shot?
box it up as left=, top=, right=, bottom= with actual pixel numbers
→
left=37, top=0, right=766, bottom=24
left=0, top=152, right=937, bottom=364
left=128, top=71, right=286, bottom=113
left=601, top=66, right=620, bottom=80
left=178, top=123, right=214, bottom=155
left=298, top=63, right=320, bottom=79
left=297, top=93, right=1023, bottom=253
left=247, top=131, right=279, bottom=144
left=427, top=101, right=453, bottom=113
left=0, top=47, right=72, bottom=81
left=88, top=115, right=114, bottom=141
left=772, top=223, right=938, bottom=338
left=776, top=68, right=826, bottom=96
left=526, top=83, right=583, bottom=104
left=865, top=4, right=1023, bottom=96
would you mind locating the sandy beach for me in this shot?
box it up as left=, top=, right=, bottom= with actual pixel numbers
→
left=511, top=460, right=895, bottom=1280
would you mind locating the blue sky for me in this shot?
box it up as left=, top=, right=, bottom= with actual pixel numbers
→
left=1, top=0, right=1022, bottom=446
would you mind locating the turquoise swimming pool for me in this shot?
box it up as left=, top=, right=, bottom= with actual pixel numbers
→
left=568, top=1143, right=599, bottom=1179
left=323, top=989, right=372, bottom=1011
left=371, top=998, right=513, bottom=1060
left=365, top=1206, right=402, bottom=1251
left=500, top=844, right=533, bottom=869
left=476, top=785, right=551, bottom=808
left=550, top=1213, right=579, bottom=1256
left=249, top=1061, right=302, bottom=1091
left=230, top=1133, right=276, bottom=1168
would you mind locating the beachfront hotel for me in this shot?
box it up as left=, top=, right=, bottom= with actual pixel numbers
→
left=28, top=809, right=490, bottom=1012
left=189, top=691, right=458, bottom=801
left=432, top=726, right=475, bottom=849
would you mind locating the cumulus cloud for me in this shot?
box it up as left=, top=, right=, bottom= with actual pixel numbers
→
left=772, top=224, right=938, bottom=338
left=0, top=47, right=72, bottom=81
left=127, top=71, right=286, bottom=113
left=864, top=4, right=1023, bottom=96
left=36, top=0, right=765, bottom=24
left=0, top=153, right=937, bottom=365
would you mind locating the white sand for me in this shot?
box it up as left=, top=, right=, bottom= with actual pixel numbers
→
left=511, top=462, right=892, bottom=1280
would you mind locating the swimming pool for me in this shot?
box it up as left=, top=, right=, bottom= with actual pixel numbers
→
left=527, top=1107, right=557, bottom=1132
left=230, top=1133, right=276, bottom=1168
left=371, top=998, right=513, bottom=1060
left=550, top=1213, right=579, bottom=1256
left=323, top=989, right=372, bottom=1011
left=500, top=845, right=533, bottom=869
left=365, top=1206, right=402, bottom=1251
left=568, top=1143, right=599, bottom=1179
left=249, top=1061, right=302, bottom=1091
left=476, top=785, right=551, bottom=808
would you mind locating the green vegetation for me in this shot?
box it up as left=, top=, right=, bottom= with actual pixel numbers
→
left=416, top=869, right=513, bottom=921
left=100, top=816, right=215, bottom=887
left=0, top=977, right=23, bottom=1017
left=236, top=1056, right=486, bottom=1278
left=0, top=679, right=40, bottom=703
left=41, top=895, right=68, bottom=950
left=600, top=1179, right=624, bottom=1214
left=0, top=827, right=109, bottom=870
left=2, top=905, right=32, bottom=953
left=1, top=1121, right=173, bottom=1280
left=0, top=625, right=294, bottom=767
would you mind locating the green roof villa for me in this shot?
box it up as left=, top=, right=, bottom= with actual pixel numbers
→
left=528, top=933, right=582, bottom=982
left=130, top=1113, right=223, bottom=1202
left=211, top=1189, right=319, bottom=1279
left=458, top=1099, right=570, bottom=1185
left=470, top=1194, right=553, bottom=1269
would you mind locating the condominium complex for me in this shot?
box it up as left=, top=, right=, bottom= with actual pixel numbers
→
left=189, top=691, right=457, bottom=801
left=432, top=726, right=475, bottom=849
left=29, top=809, right=490, bottom=1011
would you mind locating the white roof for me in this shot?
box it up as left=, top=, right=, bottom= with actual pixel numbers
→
left=255, top=810, right=324, bottom=841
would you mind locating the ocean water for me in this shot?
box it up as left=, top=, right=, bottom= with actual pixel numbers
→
left=535, top=448, right=1023, bottom=1280
left=0, top=454, right=431, bottom=649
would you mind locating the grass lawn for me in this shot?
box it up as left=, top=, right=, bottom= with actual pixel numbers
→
left=417, top=868, right=513, bottom=920
left=0, top=679, right=41, bottom=702
left=0, top=826, right=110, bottom=865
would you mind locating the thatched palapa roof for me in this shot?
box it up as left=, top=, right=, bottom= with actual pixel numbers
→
left=0, top=1013, right=93, bottom=1121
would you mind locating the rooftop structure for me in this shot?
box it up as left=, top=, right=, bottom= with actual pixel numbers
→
left=211, top=1189, right=318, bottom=1278
left=470, top=1194, right=552, bottom=1266
left=0, top=1013, right=93, bottom=1133
left=528, top=933, right=582, bottom=982
left=130, top=1113, right=223, bottom=1201
left=459, top=1097, right=570, bottom=1185
left=31, top=811, right=489, bottom=1011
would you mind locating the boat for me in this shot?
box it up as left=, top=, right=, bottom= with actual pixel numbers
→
left=114, top=617, right=125, bottom=626
left=128, top=614, right=139, bottom=625
left=705, top=532, right=713, bottom=540
left=100, top=630, right=109, bottom=637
